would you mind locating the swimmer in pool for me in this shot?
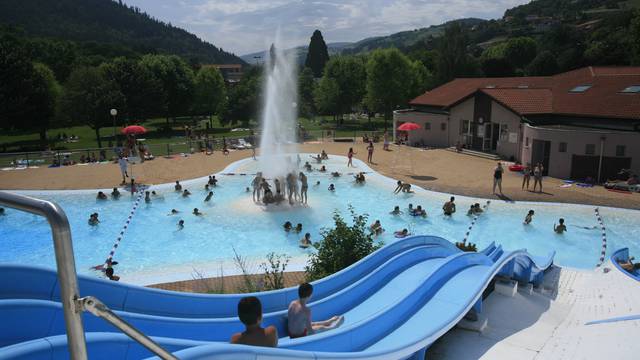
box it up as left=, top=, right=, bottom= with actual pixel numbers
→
left=145, top=191, right=151, bottom=203
left=299, top=233, right=312, bottom=248
left=193, top=208, right=204, bottom=216
left=394, top=229, right=409, bottom=238
left=111, top=188, right=121, bottom=198
left=412, top=205, right=427, bottom=217
left=283, top=221, right=292, bottom=232
left=524, top=210, right=534, bottom=225
left=328, top=184, right=335, bottom=191
left=97, top=191, right=107, bottom=200
left=182, top=189, right=191, bottom=197
left=443, top=197, right=456, bottom=216
left=204, top=191, right=213, bottom=202
left=177, top=219, right=184, bottom=230
left=168, top=209, right=179, bottom=215
left=370, top=220, right=384, bottom=235
left=88, top=213, right=99, bottom=226
left=554, top=218, right=567, bottom=234
left=390, top=206, right=403, bottom=215
left=294, top=223, right=303, bottom=233
left=467, top=205, right=475, bottom=216
left=319, top=165, right=326, bottom=172
left=473, top=203, right=483, bottom=214
left=175, top=181, right=182, bottom=191
left=331, top=172, right=341, bottom=178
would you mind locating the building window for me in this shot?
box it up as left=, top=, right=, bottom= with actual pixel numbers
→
left=558, top=142, right=567, bottom=153
left=461, top=120, right=470, bottom=134
left=441, top=122, right=446, bottom=131
left=585, top=144, right=596, bottom=155
left=424, top=122, right=431, bottom=130
left=525, top=137, right=529, bottom=147
left=616, top=145, right=626, bottom=157
left=569, top=85, right=592, bottom=93
left=620, top=85, right=640, bottom=93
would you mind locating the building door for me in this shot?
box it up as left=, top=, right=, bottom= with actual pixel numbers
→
left=491, top=123, right=500, bottom=151
left=531, top=139, right=550, bottom=176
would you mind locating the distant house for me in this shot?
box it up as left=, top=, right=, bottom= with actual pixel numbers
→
left=394, top=67, right=640, bottom=181
left=202, top=64, right=243, bottom=83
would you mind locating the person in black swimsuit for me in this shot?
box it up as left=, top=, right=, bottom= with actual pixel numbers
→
left=493, top=162, right=504, bottom=195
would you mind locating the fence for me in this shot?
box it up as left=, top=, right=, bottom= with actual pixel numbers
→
left=0, top=135, right=249, bottom=168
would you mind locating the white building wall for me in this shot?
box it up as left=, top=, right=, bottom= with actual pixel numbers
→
left=521, top=125, right=640, bottom=179
left=491, top=101, right=522, bottom=161
left=448, top=98, right=475, bottom=145
left=393, top=111, right=450, bottom=147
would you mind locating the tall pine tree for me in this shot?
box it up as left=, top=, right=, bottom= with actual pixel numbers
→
left=305, top=30, right=330, bottom=78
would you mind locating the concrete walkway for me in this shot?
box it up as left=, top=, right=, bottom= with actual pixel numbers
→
left=428, top=262, right=640, bottom=359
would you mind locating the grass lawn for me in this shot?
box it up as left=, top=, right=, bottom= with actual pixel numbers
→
left=0, top=114, right=394, bottom=154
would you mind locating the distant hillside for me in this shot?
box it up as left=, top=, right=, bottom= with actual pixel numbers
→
left=240, top=42, right=352, bottom=65
left=0, top=0, right=245, bottom=65
left=340, top=18, right=485, bottom=54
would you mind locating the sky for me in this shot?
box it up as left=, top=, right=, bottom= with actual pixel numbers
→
left=123, top=0, right=530, bottom=56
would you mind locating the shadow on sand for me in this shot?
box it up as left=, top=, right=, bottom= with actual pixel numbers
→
left=410, top=175, right=438, bottom=182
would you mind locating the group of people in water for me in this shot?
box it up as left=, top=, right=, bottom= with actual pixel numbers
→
left=251, top=171, right=310, bottom=205
left=231, top=283, right=344, bottom=347
left=283, top=221, right=312, bottom=248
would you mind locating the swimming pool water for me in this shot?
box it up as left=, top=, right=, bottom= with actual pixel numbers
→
left=1, top=155, right=639, bottom=280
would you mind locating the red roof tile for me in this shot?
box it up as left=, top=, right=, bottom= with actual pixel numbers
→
left=410, top=67, right=640, bottom=120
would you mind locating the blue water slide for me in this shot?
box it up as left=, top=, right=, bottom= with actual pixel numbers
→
left=610, top=248, right=640, bottom=281
left=0, top=238, right=554, bottom=359
left=0, top=243, right=459, bottom=347
left=0, top=235, right=459, bottom=318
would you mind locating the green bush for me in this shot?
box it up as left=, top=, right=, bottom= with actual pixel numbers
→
left=305, top=206, right=382, bottom=281
left=260, top=252, right=290, bottom=291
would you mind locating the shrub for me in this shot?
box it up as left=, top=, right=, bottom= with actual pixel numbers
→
left=260, top=252, right=290, bottom=291
left=305, top=206, right=382, bottom=281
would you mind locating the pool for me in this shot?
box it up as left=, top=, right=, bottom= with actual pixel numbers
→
left=1, top=155, right=639, bottom=282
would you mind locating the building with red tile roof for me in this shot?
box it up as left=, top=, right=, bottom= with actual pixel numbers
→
left=394, top=67, right=640, bottom=180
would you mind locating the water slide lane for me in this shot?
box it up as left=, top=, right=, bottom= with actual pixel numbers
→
left=0, top=244, right=456, bottom=346
left=0, top=236, right=459, bottom=318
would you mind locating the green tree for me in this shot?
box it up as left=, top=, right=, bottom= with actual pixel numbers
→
left=305, top=30, right=330, bottom=78
left=365, top=48, right=424, bottom=126
left=305, top=207, right=382, bottom=281
left=503, top=37, right=537, bottom=69
left=632, top=11, right=640, bottom=65
left=320, top=56, right=366, bottom=123
left=526, top=50, right=558, bottom=76
left=59, top=66, right=125, bottom=148
left=101, top=57, right=163, bottom=121
left=29, top=63, right=61, bottom=147
left=436, top=23, right=477, bottom=84
left=193, top=66, right=226, bottom=123
left=313, top=76, right=340, bottom=120
left=298, top=67, right=316, bottom=118
left=481, top=57, right=515, bottom=77
left=139, top=54, right=195, bottom=119
left=221, top=67, right=261, bottom=126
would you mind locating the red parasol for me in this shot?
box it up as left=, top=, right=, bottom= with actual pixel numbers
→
left=397, top=122, right=420, bottom=131
left=121, top=125, right=147, bottom=135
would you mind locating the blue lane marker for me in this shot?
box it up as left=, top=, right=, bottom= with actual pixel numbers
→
left=585, top=314, right=640, bottom=325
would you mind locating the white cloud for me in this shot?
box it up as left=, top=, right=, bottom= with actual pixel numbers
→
left=124, top=0, right=530, bottom=55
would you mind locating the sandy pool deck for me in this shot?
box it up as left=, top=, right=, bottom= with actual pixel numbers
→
left=1, top=141, right=638, bottom=209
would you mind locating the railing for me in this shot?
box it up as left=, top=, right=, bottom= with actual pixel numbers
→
left=0, top=191, right=177, bottom=360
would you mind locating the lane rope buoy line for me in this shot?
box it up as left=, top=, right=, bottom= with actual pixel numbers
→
left=595, top=207, right=608, bottom=267
left=463, top=200, right=491, bottom=244
left=92, top=186, right=146, bottom=271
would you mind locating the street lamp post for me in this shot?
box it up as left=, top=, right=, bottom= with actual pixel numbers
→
left=110, top=109, right=118, bottom=148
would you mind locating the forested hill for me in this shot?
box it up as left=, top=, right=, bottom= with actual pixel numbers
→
left=0, top=0, right=244, bottom=66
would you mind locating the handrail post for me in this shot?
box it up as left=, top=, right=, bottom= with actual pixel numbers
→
left=0, top=191, right=87, bottom=359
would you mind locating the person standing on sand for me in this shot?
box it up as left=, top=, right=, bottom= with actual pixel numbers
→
left=347, top=148, right=356, bottom=167
left=533, top=163, right=543, bottom=193
left=367, top=141, right=374, bottom=163
left=383, top=131, right=389, bottom=151
left=522, top=164, right=531, bottom=190
left=493, top=162, right=504, bottom=195
left=118, top=155, right=128, bottom=185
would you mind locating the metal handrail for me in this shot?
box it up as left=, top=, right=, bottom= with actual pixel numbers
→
left=0, top=191, right=176, bottom=360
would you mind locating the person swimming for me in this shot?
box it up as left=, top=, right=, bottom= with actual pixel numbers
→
left=390, top=206, right=402, bottom=215
left=168, top=209, right=179, bottom=215
left=193, top=208, right=203, bottom=216
left=205, top=184, right=210, bottom=191
left=412, top=205, right=427, bottom=217
left=299, top=233, right=312, bottom=248
left=314, top=180, right=321, bottom=187
left=96, top=191, right=107, bottom=200
left=408, top=203, right=413, bottom=212
left=111, top=188, right=120, bottom=198
left=304, top=162, right=313, bottom=171
left=474, top=203, right=483, bottom=214
left=328, top=184, right=335, bottom=191
left=321, top=150, right=329, bottom=160
left=204, top=191, right=213, bottom=202
left=443, top=197, right=456, bottom=216
left=319, top=165, right=326, bottom=172
left=554, top=218, right=567, bottom=234
left=177, top=219, right=184, bottom=230
left=467, top=205, right=475, bottom=216
left=88, top=213, right=99, bottom=226
left=294, top=223, right=303, bottom=233
left=175, top=181, right=182, bottom=191
left=370, top=220, right=384, bottom=235
left=394, top=228, right=409, bottom=238
left=209, top=175, right=218, bottom=186
left=331, top=172, right=340, bottom=178
left=246, top=187, right=250, bottom=192
left=182, top=189, right=191, bottom=197
left=524, top=210, right=534, bottom=225
left=283, top=221, right=292, bottom=232
left=145, top=191, right=151, bottom=203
